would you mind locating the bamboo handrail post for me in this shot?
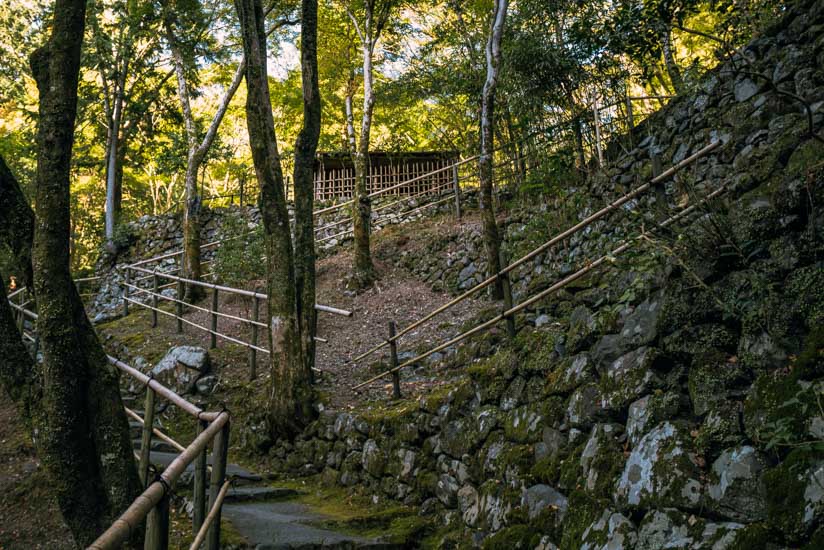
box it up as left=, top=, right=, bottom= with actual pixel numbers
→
left=193, top=419, right=208, bottom=532
left=190, top=479, right=231, bottom=550
left=176, top=279, right=184, bottom=333
left=139, top=387, right=156, bottom=487
left=389, top=322, right=401, bottom=399
left=124, top=268, right=131, bottom=316
left=210, top=288, right=219, bottom=349
left=499, top=250, right=516, bottom=339
left=452, top=164, right=462, bottom=220
left=151, top=271, right=159, bottom=328
left=249, top=296, right=260, bottom=380
left=144, top=493, right=170, bottom=550
left=206, top=421, right=230, bottom=550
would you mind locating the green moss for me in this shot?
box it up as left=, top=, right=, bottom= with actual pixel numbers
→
left=726, top=523, right=778, bottom=550
left=763, top=447, right=823, bottom=542
left=482, top=524, right=540, bottom=549
left=558, top=491, right=604, bottom=550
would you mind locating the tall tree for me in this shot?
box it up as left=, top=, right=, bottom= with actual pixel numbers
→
left=24, top=0, right=142, bottom=542
left=343, top=0, right=398, bottom=289
left=88, top=0, right=166, bottom=248
left=235, top=0, right=315, bottom=436
left=479, top=0, right=508, bottom=299
left=293, top=0, right=322, bottom=374
left=162, top=0, right=245, bottom=301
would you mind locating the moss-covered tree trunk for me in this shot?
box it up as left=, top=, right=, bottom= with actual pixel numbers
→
left=162, top=5, right=245, bottom=302
left=235, top=0, right=314, bottom=437
left=660, top=22, right=684, bottom=94
left=0, top=154, right=38, bottom=420
left=27, top=2, right=142, bottom=545
left=293, top=0, right=322, bottom=375
left=351, top=35, right=376, bottom=288
left=479, top=0, right=509, bottom=300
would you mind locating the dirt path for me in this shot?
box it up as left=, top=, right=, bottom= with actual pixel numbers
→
left=313, top=248, right=483, bottom=410
left=0, top=395, right=74, bottom=549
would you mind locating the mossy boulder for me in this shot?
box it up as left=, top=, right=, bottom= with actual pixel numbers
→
left=504, top=402, right=549, bottom=443
left=614, top=422, right=704, bottom=510
left=706, top=445, right=769, bottom=522
left=580, top=423, right=626, bottom=498
left=688, top=352, right=751, bottom=416
left=626, top=392, right=681, bottom=447
left=440, top=418, right=483, bottom=458
left=599, top=347, right=665, bottom=412
left=547, top=353, right=595, bottom=395
left=580, top=509, right=638, bottom=550
left=743, top=369, right=822, bottom=449
left=763, top=449, right=824, bottom=543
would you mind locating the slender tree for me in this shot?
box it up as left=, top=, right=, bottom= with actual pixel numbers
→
left=293, top=0, right=322, bottom=374
left=161, top=0, right=245, bottom=301
left=19, top=0, right=143, bottom=541
left=235, top=0, right=315, bottom=436
left=343, top=0, right=398, bottom=289
left=478, top=0, right=508, bottom=299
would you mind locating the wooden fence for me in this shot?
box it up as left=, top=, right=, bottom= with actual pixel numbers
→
left=121, top=265, right=352, bottom=380
left=350, top=140, right=724, bottom=392
left=7, top=300, right=231, bottom=550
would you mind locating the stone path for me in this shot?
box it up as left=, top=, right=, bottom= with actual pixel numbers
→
left=132, top=422, right=385, bottom=548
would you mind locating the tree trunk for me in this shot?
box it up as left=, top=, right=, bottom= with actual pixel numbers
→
left=104, top=93, right=123, bottom=246
left=479, top=0, right=509, bottom=300
left=163, top=7, right=245, bottom=302
left=293, top=0, right=322, bottom=375
left=28, top=3, right=142, bottom=544
left=660, top=23, right=684, bottom=94
left=235, top=0, right=313, bottom=437
left=351, top=36, right=376, bottom=288
left=0, top=154, right=38, bottom=419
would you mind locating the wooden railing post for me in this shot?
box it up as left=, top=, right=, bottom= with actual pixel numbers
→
left=176, top=279, right=184, bottom=334
left=139, top=387, right=156, bottom=487
left=249, top=296, right=260, bottom=380
left=499, top=250, right=516, bottom=339
left=210, top=288, right=219, bottom=349
left=452, top=163, right=462, bottom=220
left=193, top=418, right=208, bottom=533
left=145, top=492, right=170, bottom=550
left=15, top=289, right=25, bottom=332
left=151, top=270, right=159, bottom=328
left=207, top=421, right=230, bottom=550
left=123, top=267, right=131, bottom=316
left=388, top=321, right=401, bottom=399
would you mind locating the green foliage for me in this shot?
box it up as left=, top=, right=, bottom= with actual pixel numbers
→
left=212, top=213, right=265, bottom=287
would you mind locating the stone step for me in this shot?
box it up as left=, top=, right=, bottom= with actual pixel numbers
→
left=222, top=501, right=390, bottom=549
left=132, top=438, right=177, bottom=454
left=146, top=451, right=263, bottom=488
left=217, top=486, right=298, bottom=504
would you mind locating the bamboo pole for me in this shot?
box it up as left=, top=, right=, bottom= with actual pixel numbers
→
left=210, top=288, right=219, bottom=349
left=107, top=356, right=218, bottom=421
left=151, top=271, right=159, bottom=328
left=139, top=388, right=156, bottom=487
left=88, top=412, right=229, bottom=550
left=351, top=140, right=721, bottom=364
left=206, top=422, right=230, bottom=550
left=352, top=185, right=727, bottom=390
left=190, top=479, right=231, bottom=550
left=193, top=419, right=208, bottom=533
left=249, top=297, right=260, bottom=380
left=124, top=408, right=186, bottom=453
left=389, top=322, right=401, bottom=399
left=144, top=493, right=169, bottom=550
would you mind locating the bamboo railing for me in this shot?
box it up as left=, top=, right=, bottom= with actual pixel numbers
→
left=6, top=301, right=231, bottom=550
left=350, top=140, right=723, bottom=391
left=121, top=264, right=352, bottom=379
